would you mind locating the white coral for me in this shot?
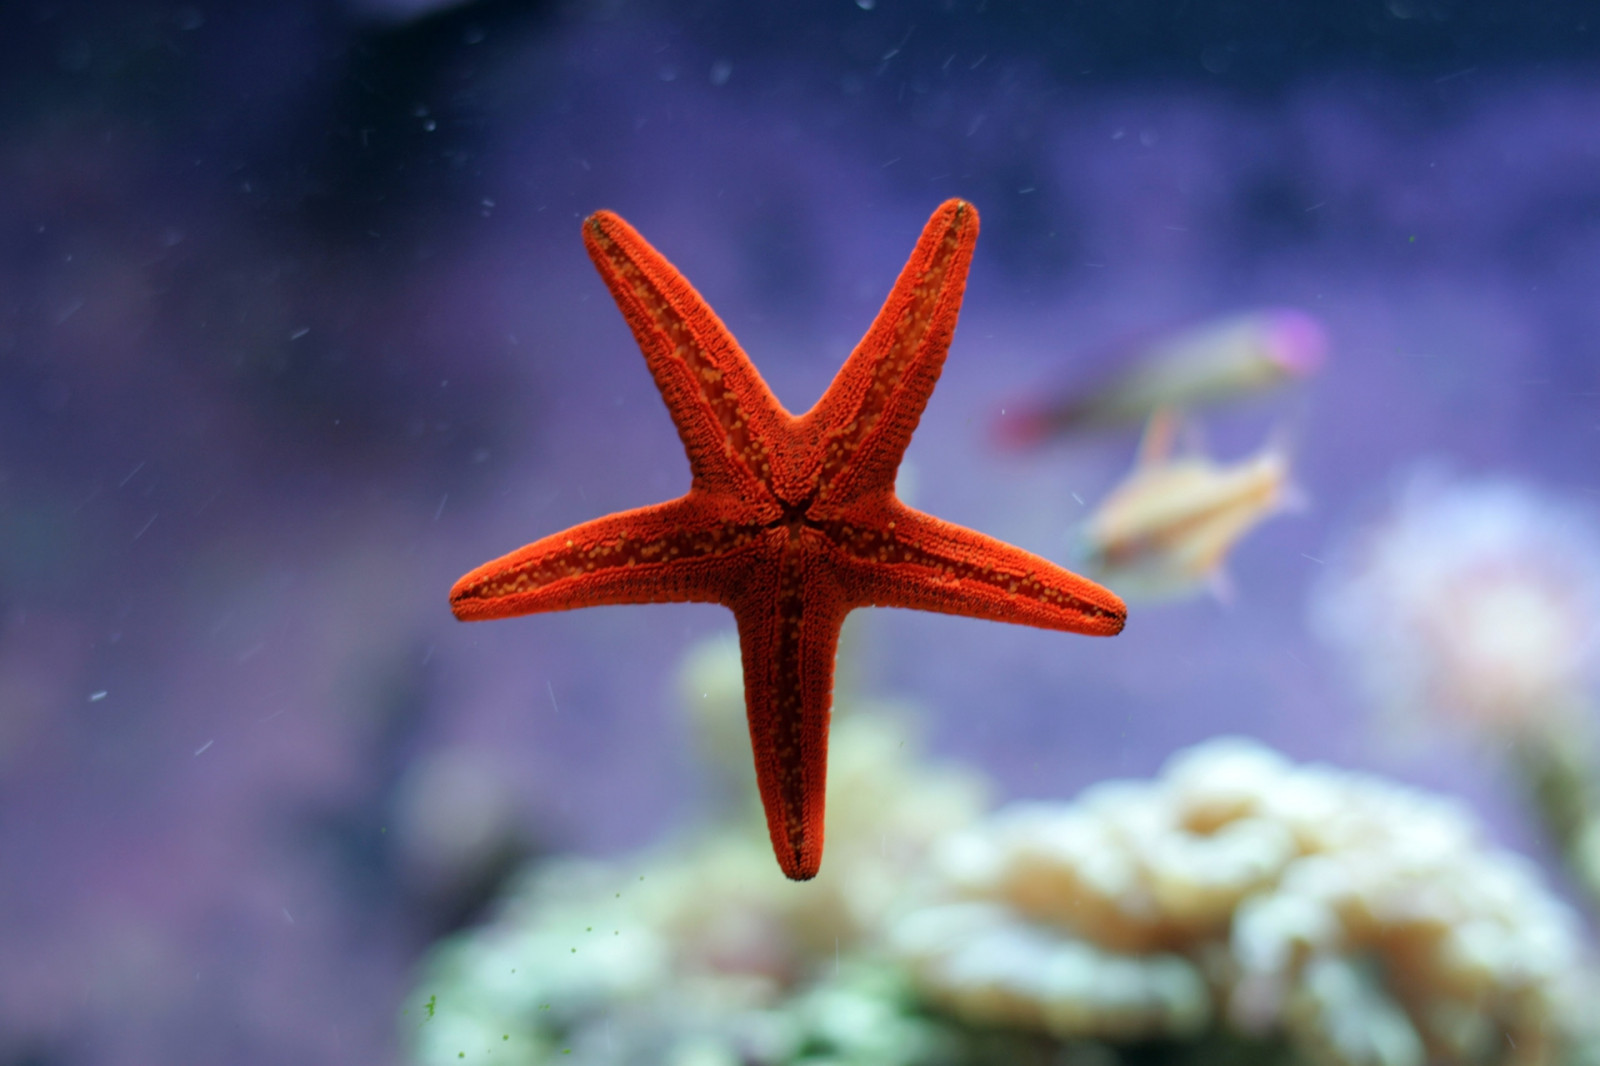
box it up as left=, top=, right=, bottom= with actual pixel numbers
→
left=887, top=737, right=1593, bottom=1066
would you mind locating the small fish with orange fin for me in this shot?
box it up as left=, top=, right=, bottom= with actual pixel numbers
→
left=995, top=308, right=1327, bottom=449
left=1074, top=410, right=1303, bottom=601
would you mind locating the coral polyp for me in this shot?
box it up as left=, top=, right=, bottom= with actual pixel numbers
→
left=1311, top=471, right=1600, bottom=734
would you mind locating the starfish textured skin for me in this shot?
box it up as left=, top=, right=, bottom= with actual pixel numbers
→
left=450, top=200, right=1127, bottom=880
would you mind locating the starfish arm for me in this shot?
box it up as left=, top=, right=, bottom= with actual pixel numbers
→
left=728, top=532, right=848, bottom=881
left=805, top=199, right=979, bottom=508
left=450, top=495, right=762, bottom=621
left=583, top=211, right=794, bottom=510
left=824, top=500, right=1127, bottom=635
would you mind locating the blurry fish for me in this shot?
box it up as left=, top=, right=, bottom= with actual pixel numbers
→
left=1075, top=410, right=1302, bottom=601
left=994, top=308, right=1327, bottom=448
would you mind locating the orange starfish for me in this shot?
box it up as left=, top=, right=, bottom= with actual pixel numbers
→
left=451, top=200, right=1127, bottom=880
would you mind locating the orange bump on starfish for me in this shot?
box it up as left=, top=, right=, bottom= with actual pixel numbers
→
left=451, top=200, right=1127, bottom=880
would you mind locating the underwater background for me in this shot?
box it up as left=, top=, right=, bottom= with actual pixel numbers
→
left=4, top=1, right=1600, bottom=1063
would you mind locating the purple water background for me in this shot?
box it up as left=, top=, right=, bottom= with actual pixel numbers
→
left=3, top=2, right=1600, bottom=1062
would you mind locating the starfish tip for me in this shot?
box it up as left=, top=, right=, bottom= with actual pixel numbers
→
left=582, top=210, right=624, bottom=240
left=781, top=853, right=821, bottom=881
left=447, top=573, right=493, bottom=621
left=1094, top=590, right=1129, bottom=636
left=939, top=197, right=977, bottom=223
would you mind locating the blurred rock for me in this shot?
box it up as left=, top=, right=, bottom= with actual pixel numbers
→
left=392, top=743, right=531, bottom=917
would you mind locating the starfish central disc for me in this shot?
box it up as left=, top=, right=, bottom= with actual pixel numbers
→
left=451, top=200, right=1127, bottom=880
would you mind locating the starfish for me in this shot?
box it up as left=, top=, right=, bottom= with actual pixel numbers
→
left=451, top=200, right=1127, bottom=880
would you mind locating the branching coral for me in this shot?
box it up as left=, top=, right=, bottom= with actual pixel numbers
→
left=887, top=738, right=1597, bottom=1066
